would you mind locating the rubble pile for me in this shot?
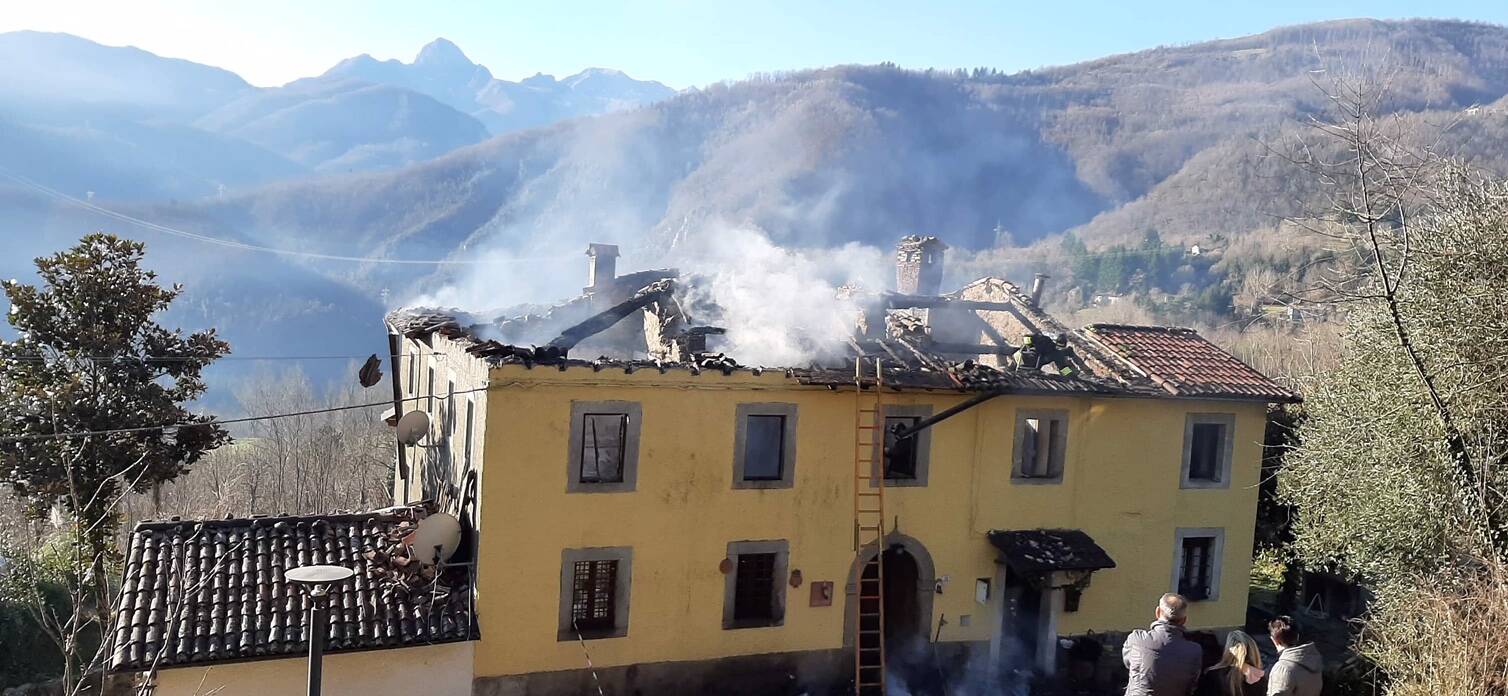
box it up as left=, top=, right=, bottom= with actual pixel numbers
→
left=361, top=505, right=470, bottom=612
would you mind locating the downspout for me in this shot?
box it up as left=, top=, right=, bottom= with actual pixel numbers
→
left=386, top=326, right=410, bottom=505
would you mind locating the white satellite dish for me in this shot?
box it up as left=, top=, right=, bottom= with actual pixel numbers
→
left=395, top=410, right=430, bottom=446
left=403, top=512, right=462, bottom=566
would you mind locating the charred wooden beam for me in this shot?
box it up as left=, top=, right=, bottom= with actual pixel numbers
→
left=883, top=292, right=1016, bottom=311
left=547, top=281, right=674, bottom=353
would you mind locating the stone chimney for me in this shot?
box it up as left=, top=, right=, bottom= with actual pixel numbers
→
left=585, top=243, right=619, bottom=291
left=895, top=236, right=948, bottom=295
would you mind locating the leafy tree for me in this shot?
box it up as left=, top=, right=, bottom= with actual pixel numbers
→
left=0, top=234, right=230, bottom=606
left=1277, top=74, right=1508, bottom=692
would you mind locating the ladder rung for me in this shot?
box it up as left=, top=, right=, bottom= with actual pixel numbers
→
left=859, top=629, right=882, bottom=635
left=858, top=525, right=882, bottom=531
left=859, top=647, right=882, bottom=652
left=857, top=491, right=882, bottom=496
left=859, top=594, right=881, bottom=600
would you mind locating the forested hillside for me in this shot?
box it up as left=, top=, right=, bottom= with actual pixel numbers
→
left=8, top=18, right=1508, bottom=399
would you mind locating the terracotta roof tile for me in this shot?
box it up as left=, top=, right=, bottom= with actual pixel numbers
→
left=108, top=508, right=476, bottom=673
left=1080, top=324, right=1299, bottom=402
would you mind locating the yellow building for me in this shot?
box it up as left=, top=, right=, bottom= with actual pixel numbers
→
left=109, top=237, right=1296, bottom=696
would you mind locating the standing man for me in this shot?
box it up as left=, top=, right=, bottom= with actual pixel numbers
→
left=1266, top=616, right=1322, bottom=696
left=1124, top=593, right=1203, bottom=696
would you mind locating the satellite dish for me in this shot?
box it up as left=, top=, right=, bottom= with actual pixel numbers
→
left=396, top=410, right=430, bottom=446
left=358, top=354, right=383, bottom=388
left=403, top=513, right=462, bottom=566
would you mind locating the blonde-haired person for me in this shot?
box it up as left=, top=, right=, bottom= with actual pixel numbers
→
left=1195, top=630, right=1266, bottom=696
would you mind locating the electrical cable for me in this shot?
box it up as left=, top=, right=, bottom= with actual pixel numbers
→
left=0, top=385, right=488, bottom=444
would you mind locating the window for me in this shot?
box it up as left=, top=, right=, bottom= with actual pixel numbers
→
left=558, top=547, right=632, bottom=640
left=1172, top=528, right=1225, bottom=602
left=723, top=540, right=789, bottom=629
left=1013, top=409, right=1068, bottom=482
left=1181, top=414, right=1235, bottom=488
left=426, top=366, right=436, bottom=414
left=406, top=354, right=416, bottom=397
left=462, top=399, right=474, bottom=472
left=571, top=559, right=617, bottom=632
left=732, top=403, right=798, bottom=489
left=580, top=413, right=627, bottom=483
left=884, top=416, right=921, bottom=479
left=734, top=553, right=777, bottom=621
left=872, top=404, right=932, bottom=487
left=567, top=401, right=642, bottom=493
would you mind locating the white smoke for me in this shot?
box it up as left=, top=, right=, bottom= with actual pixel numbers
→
left=668, top=224, right=889, bottom=367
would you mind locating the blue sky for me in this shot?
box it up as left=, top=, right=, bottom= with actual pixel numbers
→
left=4, top=0, right=1507, bottom=88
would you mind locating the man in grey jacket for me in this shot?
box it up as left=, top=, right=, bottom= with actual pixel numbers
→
left=1123, top=593, right=1203, bottom=696
left=1267, top=616, right=1323, bottom=696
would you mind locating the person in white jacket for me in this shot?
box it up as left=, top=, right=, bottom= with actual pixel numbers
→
left=1266, top=616, right=1323, bottom=696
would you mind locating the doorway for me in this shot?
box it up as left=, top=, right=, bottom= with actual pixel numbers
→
left=1000, top=568, right=1044, bottom=675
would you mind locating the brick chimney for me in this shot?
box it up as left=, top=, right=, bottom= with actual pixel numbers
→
left=585, top=243, right=619, bottom=291
left=895, top=236, right=947, bottom=295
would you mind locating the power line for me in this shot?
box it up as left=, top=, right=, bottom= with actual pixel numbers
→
left=0, top=167, right=575, bottom=266
left=0, top=386, right=489, bottom=445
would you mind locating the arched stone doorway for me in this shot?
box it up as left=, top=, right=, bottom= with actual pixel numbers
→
left=843, top=532, right=937, bottom=654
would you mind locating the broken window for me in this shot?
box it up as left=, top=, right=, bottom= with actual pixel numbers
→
left=570, top=559, right=618, bottom=633
left=567, top=402, right=640, bottom=493
left=1015, top=411, right=1067, bottom=481
left=733, top=553, right=777, bottom=624
left=884, top=416, right=921, bottom=479
left=579, top=413, right=628, bottom=483
left=742, top=415, right=785, bottom=481
left=1182, top=414, right=1234, bottom=487
left=1178, top=536, right=1216, bottom=600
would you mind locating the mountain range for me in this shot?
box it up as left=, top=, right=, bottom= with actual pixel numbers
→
left=0, top=31, right=674, bottom=198
left=6, top=18, right=1508, bottom=402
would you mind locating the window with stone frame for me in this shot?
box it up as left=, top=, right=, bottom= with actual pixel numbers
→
left=1014, top=410, right=1068, bottom=481
left=884, top=416, right=921, bottom=479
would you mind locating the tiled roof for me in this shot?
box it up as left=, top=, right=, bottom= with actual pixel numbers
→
left=988, top=529, right=1117, bottom=574
left=1079, top=324, right=1300, bottom=402
left=108, top=508, right=476, bottom=673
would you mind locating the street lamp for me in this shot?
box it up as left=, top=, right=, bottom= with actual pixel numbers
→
left=286, top=564, right=356, bottom=696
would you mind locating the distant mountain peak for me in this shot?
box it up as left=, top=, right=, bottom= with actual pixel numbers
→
left=414, top=38, right=473, bottom=67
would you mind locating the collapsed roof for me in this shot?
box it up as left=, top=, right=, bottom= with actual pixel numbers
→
left=388, top=239, right=1298, bottom=403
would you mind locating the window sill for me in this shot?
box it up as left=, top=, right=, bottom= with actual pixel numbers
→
left=558, top=627, right=627, bottom=641
left=1178, top=478, right=1230, bottom=490
left=878, top=476, right=926, bottom=488
left=1010, top=475, right=1064, bottom=485
left=723, top=619, right=784, bottom=630
left=566, top=481, right=636, bottom=494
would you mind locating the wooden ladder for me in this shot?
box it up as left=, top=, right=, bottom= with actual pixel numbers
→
left=853, top=357, right=888, bottom=696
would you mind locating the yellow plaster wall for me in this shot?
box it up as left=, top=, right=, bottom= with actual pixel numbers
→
left=150, top=642, right=473, bottom=696
left=471, top=365, right=1265, bottom=677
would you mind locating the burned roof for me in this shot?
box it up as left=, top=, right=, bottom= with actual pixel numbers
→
left=1078, top=324, right=1300, bottom=402
left=387, top=247, right=1296, bottom=405
left=108, top=507, right=476, bottom=673
left=988, top=529, right=1117, bottom=574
